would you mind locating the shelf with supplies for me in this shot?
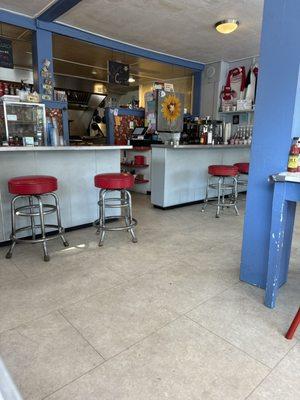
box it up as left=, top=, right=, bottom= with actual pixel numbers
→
left=135, top=179, right=149, bottom=184
left=131, top=146, right=151, bottom=152
left=121, top=163, right=149, bottom=169
left=7, top=120, right=37, bottom=124
left=121, top=147, right=151, bottom=194
left=219, top=109, right=254, bottom=114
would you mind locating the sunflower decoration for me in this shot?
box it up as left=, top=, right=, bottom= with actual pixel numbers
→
left=161, top=94, right=182, bottom=128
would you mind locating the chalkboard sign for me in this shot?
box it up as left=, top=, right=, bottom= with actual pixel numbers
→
left=0, top=38, right=13, bottom=69
left=108, top=61, right=129, bottom=86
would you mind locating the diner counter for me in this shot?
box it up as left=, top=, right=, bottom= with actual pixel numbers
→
left=0, top=146, right=126, bottom=242
left=0, top=145, right=132, bottom=151
left=151, top=144, right=250, bottom=149
left=151, top=144, right=250, bottom=208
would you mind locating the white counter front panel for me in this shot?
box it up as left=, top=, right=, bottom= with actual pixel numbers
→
left=151, top=146, right=250, bottom=208
left=0, top=148, right=123, bottom=242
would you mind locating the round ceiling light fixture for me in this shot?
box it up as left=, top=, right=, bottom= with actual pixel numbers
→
left=215, top=19, right=239, bottom=34
left=128, top=76, right=136, bottom=83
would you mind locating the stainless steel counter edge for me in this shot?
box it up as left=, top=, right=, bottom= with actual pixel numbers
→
left=151, top=144, right=250, bottom=149
left=0, top=145, right=132, bottom=152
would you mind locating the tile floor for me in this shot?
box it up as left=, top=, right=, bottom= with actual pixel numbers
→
left=0, top=194, right=299, bottom=399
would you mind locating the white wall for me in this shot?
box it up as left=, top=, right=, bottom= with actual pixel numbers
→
left=200, top=56, right=259, bottom=118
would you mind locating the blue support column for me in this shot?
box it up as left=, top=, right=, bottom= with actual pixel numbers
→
left=192, top=71, right=201, bottom=115
left=32, top=29, right=54, bottom=100
left=105, top=108, right=115, bottom=145
left=240, top=0, right=300, bottom=287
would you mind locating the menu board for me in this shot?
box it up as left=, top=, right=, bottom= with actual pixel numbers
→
left=0, top=38, right=13, bottom=69
left=108, top=61, right=129, bottom=86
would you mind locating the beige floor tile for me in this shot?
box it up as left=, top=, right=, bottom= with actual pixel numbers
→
left=0, top=311, right=103, bottom=400
left=3, top=230, right=108, bottom=278
left=46, top=316, right=269, bottom=400
left=61, top=282, right=179, bottom=359
left=0, top=257, right=26, bottom=284
left=61, top=260, right=237, bottom=359
left=129, top=261, right=238, bottom=314
left=98, top=241, right=183, bottom=279
left=0, top=258, right=123, bottom=333
left=187, top=282, right=299, bottom=368
left=248, top=343, right=300, bottom=400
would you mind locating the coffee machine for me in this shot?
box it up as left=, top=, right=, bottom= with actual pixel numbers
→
left=182, top=116, right=224, bottom=145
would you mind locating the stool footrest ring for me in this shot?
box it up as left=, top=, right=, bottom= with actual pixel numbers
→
left=99, top=216, right=137, bottom=232
left=12, top=224, right=65, bottom=244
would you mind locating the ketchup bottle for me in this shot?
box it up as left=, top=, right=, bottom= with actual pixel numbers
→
left=287, top=137, right=299, bottom=172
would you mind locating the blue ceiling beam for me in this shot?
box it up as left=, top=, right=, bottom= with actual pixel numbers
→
left=37, top=20, right=204, bottom=71
left=0, top=9, right=36, bottom=30
left=38, top=0, right=82, bottom=22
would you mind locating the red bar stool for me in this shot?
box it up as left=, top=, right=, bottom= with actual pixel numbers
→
left=94, top=173, right=137, bottom=246
left=202, top=165, right=239, bottom=218
left=234, top=162, right=249, bottom=187
left=6, top=175, right=69, bottom=262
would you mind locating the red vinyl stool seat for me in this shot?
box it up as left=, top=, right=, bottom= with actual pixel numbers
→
left=6, top=175, right=68, bottom=262
left=202, top=165, right=239, bottom=218
left=94, top=173, right=134, bottom=190
left=94, top=173, right=137, bottom=246
left=208, top=165, right=239, bottom=177
left=8, top=175, right=57, bottom=195
left=234, top=162, right=249, bottom=174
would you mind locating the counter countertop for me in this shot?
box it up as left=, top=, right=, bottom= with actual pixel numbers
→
left=0, top=145, right=132, bottom=152
left=151, top=144, right=250, bottom=149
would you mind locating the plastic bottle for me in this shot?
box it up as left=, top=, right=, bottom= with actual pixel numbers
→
left=287, top=137, right=299, bottom=172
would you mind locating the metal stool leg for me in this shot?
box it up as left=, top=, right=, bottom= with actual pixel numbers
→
left=221, top=177, right=226, bottom=210
left=122, top=190, right=130, bottom=227
left=37, top=195, right=50, bottom=262
left=96, top=189, right=103, bottom=234
left=233, top=177, right=239, bottom=216
left=201, top=176, right=211, bottom=212
left=216, top=177, right=222, bottom=218
left=5, top=196, right=17, bottom=259
left=125, top=189, right=137, bottom=243
left=50, top=193, right=69, bottom=247
left=29, top=196, right=36, bottom=240
left=98, top=189, right=106, bottom=246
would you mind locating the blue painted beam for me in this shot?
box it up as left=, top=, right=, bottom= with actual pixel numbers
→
left=32, top=29, right=54, bottom=98
left=192, top=71, right=201, bottom=115
left=0, top=9, right=36, bottom=30
left=38, top=0, right=82, bottom=22
left=240, top=0, right=300, bottom=288
left=36, top=20, right=204, bottom=71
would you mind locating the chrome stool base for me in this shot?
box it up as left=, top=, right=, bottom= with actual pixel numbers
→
left=6, top=193, right=69, bottom=262
left=96, top=189, right=137, bottom=246
left=201, top=175, right=239, bottom=218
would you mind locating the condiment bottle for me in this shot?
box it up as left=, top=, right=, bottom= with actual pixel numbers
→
left=287, top=137, right=299, bottom=172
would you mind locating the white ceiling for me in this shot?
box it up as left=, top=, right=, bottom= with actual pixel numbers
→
left=0, top=0, right=56, bottom=17
left=0, top=0, right=264, bottom=63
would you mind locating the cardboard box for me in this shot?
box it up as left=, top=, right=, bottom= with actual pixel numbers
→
left=237, top=99, right=252, bottom=111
